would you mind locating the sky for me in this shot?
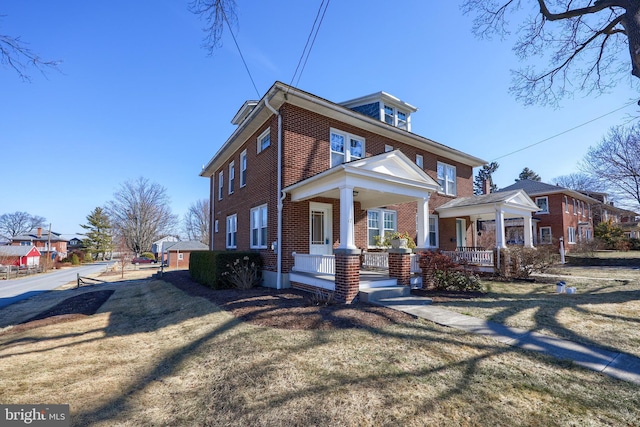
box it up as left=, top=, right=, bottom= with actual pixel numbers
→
left=2, top=1, right=638, bottom=238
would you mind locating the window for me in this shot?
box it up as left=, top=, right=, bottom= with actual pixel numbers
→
left=568, top=227, right=576, bottom=244
left=385, top=144, right=393, bottom=152
left=539, top=227, right=552, bottom=244
left=383, top=104, right=408, bottom=130
left=257, top=128, right=270, bottom=153
left=178, top=253, right=184, bottom=260
left=228, top=161, right=235, bottom=194
left=367, top=209, right=396, bottom=247
left=416, top=154, right=423, bottom=168
left=573, top=199, right=577, bottom=215
left=397, top=110, right=407, bottom=130
left=437, top=162, right=457, bottom=196
left=384, top=105, right=394, bottom=125
left=250, top=205, right=268, bottom=248
left=214, top=219, right=219, bottom=233
left=564, top=196, right=569, bottom=213
left=535, top=196, right=549, bottom=214
left=429, top=215, right=439, bottom=247
left=240, top=150, right=247, bottom=187
left=218, top=171, right=224, bottom=200
left=578, top=200, right=582, bottom=215
left=330, top=129, right=364, bottom=167
left=226, top=215, right=237, bottom=248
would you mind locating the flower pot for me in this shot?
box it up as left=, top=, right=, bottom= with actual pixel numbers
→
left=390, top=238, right=408, bottom=249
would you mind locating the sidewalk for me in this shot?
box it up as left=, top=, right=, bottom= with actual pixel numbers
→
left=374, top=296, right=640, bottom=386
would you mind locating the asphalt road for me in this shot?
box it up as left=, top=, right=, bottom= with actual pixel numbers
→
left=0, top=262, right=112, bottom=309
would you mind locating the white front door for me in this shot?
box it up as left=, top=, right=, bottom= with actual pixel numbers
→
left=456, top=218, right=467, bottom=248
left=310, top=202, right=333, bottom=255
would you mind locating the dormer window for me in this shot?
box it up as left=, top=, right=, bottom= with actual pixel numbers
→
left=383, top=105, right=408, bottom=130
left=339, top=92, right=416, bottom=132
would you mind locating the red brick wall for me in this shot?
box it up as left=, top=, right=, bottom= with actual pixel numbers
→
left=533, top=193, right=594, bottom=252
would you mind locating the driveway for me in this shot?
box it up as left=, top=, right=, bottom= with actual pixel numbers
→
left=0, top=262, right=112, bottom=309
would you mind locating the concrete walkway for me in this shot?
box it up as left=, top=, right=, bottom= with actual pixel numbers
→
left=375, top=296, right=640, bottom=386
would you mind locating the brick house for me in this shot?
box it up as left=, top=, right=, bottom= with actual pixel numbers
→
left=201, top=82, right=539, bottom=301
left=10, top=228, right=69, bottom=261
left=163, top=241, right=208, bottom=269
left=498, top=180, right=599, bottom=251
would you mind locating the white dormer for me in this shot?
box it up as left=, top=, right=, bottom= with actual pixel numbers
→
left=231, top=100, right=259, bottom=126
left=339, top=92, right=418, bottom=132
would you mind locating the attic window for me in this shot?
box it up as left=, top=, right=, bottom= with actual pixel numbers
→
left=383, top=104, right=408, bottom=130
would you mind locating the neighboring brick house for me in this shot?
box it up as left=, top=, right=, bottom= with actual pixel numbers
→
left=499, top=180, right=599, bottom=251
left=163, top=241, right=208, bottom=269
left=200, top=82, right=539, bottom=300
left=11, top=228, right=69, bottom=261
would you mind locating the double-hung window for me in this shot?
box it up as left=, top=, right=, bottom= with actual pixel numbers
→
left=539, top=227, right=552, bottom=244
left=250, top=205, right=268, bottom=248
left=240, top=150, right=247, bottom=187
left=226, top=215, right=237, bottom=249
left=429, top=214, right=439, bottom=247
left=568, top=227, right=576, bottom=244
left=535, top=196, right=549, bottom=214
left=258, top=128, right=270, bottom=153
left=218, top=171, right=224, bottom=200
left=367, top=209, right=396, bottom=247
left=383, top=105, right=408, bottom=130
left=437, top=162, right=456, bottom=196
left=416, top=154, right=423, bottom=168
left=330, top=129, right=364, bottom=167
left=228, top=161, right=235, bottom=194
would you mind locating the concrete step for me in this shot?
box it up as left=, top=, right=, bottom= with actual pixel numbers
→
left=359, top=286, right=411, bottom=303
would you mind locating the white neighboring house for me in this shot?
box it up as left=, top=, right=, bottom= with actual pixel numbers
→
left=152, top=236, right=179, bottom=262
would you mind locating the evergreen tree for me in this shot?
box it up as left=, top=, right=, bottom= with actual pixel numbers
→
left=80, top=207, right=113, bottom=261
left=473, top=162, right=499, bottom=195
left=516, top=167, right=541, bottom=182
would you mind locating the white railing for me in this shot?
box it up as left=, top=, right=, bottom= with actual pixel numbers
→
left=292, top=253, right=335, bottom=275
left=362, top=252, right=388, bottom=269
left=441, top=250, right=494, bottom=266
left=410, top=254, right=421, bottom=273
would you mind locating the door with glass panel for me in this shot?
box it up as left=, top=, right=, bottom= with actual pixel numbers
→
left=309, top=202, right=333, bottom=255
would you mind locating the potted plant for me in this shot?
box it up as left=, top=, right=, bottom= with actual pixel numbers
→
left=373, top=231, right=416, bottom=250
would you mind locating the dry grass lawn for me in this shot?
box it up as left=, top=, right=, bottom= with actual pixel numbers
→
left=0, top=269, right=639, bottom=426
left=438, top=265, right=640, bottom=358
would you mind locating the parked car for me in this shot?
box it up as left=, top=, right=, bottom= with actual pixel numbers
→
left=131, top=257, right=157, bottom=264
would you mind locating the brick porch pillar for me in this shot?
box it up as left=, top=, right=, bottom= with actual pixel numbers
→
left=388, top=248, right=412, bottom=286
left=334, top=249, right=361, bottom=304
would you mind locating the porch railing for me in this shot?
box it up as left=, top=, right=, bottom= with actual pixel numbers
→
left=362, top=252, right=388, bottom=269
left=441, top=250, right=494, bottom=266
left=292, top=253, right=335, bottom=275
left=410, top=254, right=421, bottom=273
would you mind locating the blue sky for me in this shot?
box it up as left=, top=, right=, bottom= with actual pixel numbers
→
left=2, top=1, right=637, bottom=237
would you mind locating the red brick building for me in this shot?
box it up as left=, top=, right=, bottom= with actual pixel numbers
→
left=201, top=83, right=539, bottom=300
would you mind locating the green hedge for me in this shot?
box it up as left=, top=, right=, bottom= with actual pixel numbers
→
left=189, top=251, right=263, bottom=289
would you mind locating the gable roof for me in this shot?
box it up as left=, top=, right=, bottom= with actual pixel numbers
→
left=201, top=82, right=487, bottom=178
left=499, top=179, right=601, bottom=204
left=164, top=241, right=208, bottom=252
left=0, top=245, right=41, bottom=257
left=284, top=150, right=440, bottom=210
left=437, top=189, right=540, bottom=220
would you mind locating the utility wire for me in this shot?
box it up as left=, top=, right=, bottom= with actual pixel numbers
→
left=222, top=8, right=260, bottom=98
left=492, top=100, right=637, bottom=161
left=288, top=0, right=331, bottom=89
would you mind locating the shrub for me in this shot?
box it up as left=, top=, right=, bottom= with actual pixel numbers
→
left=594, top=219, right=625, bottom=249
left=222, top=256, right=261, bottom=290
left=433, top=269, right=482, bottom=292
left=629, top=238, right=640, bottom=251
left=190, top=251, right=262, bottom=290
left=71, top=254, right=80, bottom=265
left=502, top=246, right=557, bottom=279
left=308, top=289, right=335, bottom=306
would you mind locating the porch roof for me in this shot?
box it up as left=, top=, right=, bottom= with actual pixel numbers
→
left=436, top=190, right=540, bottom=220
left=283, top=150, right=440, bottom=209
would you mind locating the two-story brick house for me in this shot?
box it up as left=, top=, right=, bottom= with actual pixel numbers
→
left=201, top=82, right=539, bottom=301
left=499, top=180, right=598, bottom=250
left=11, top=227, right=69, bottom=261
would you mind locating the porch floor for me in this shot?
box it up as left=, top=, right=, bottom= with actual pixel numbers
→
left=289, top=269, right=421, bottom=291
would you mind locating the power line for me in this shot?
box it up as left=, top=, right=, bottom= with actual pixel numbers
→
left=491, top=100, right=637, bottom=161
left=222, top=8, right=260, bottom=98
left=289, top=0, right=331, bottom=89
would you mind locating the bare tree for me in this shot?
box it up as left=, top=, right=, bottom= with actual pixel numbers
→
left=1, top=16, right=60, bottom=81
left=107, top=177, right=178, bottom=255
left=189, top=0, right=237, bottom=54
left=551, top=172, right=605, bottom=192
left=462, top=1, right=640, bottom=106
left=183, top=199, right=210, bottom=244
left=0, top=211, right=46, bottom=240
left=580, top=122, right=640, bottom=209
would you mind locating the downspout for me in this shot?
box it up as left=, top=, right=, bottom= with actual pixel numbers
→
left=264, top=97, right=283, bottom=289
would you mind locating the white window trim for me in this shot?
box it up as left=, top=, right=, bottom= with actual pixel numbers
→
left=429, top=214, right=439, bottom=248
left=382, top=104, right=409, bottom=131
left=573, top=199, right=577, bottom=215
left=437, top=162, right=457, bottom=196
left=330, top=128, right=365, bottom=167
left=240, top=149, right=247, bottom=188
left=228, top=161, right=235, bottom=195
left=226, top=214, right=237, bottom=249
left=218, top=171, right=224, bottom=201
left=535, top=196, right=549, bottom=214
left=564, top=196, right=569, bottom=213
left=367, top=209, right=397, bottom=248
left=250, top=204, right=268, bottom=249
left=178, top=253, right=184, bottom=260
left=257, top=128, right=271, bottom=153
left=539, top=226, right=552, bottom=244
left=568, top=227, right=576, bottom=244
left=214, top=219, right=219, bottom=233
left=416, top=154, right=423, bottom=168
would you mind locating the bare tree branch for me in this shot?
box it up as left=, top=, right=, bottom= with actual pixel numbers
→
left=183, top=199, right=210, bottom=244
left=189, top=0, right=237, bottom=55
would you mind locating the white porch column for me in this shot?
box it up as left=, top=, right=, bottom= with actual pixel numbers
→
left=523, top=214, right=534, bottom=248
left=416, top=196, right=430, bottom=248
left=495, top=206, right=507, bottom=249
left=338, top=185, right=358, bottom=250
